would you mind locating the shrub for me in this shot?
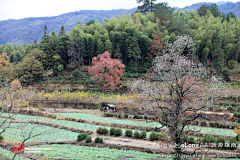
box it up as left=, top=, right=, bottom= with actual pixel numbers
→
left=235, top=102, right=240, bottom=106
left=229, top=137, right=237, bottom=149
left=154, top=127, right=160, bottom=132
left=225, top=124, right=230, bottom=129
left=237, top=107, right=240, bottom=112
left=110, top=128, right=115, bottom=135
left=219, top=123, right=224, bottom=128
left=133, top=114, right=140, bottom=119
left=144, top=115, right=148, bottom=120
left=124, top=114, right=128, bottom=118
left=118, top=114, right=121, bottom=118
left=188, top=137, right=195, bottom=144
left=194, top=120, right=199, bottom=125
left=202, top=135, right=216, bottom=143
left=0, top=135, right=4, bottom=142
left=86, top=136, right=92, bottom=143
left=158, top=133, right=165, bottom=138
left=182, top=135, right=188, bottom=143
left=227, top=60, right=238, bottom=70
left=233, top=112, right=239, bottom=117
left=216, top=136, right=226, bottom=144
left=150, top=132, right=158, bottom=141
left=209, top=122, right=214, bottom=127
left=196, top=138, right=202, bottom=143
left=214, top=122, right=219, bottom=128
left=97, top=127, right=108, bottom=135
left=95, top=137, right=103, bottom=143
left=72, top=69, right=82, bottom=80
left=139, top=116, right=143, bottom=119
left=114, top=114, right=118, bottom=117
left=222, top=68, right=231, bottom=81
left=231, top=124, right=237, bottom=129
left=114, top=128, right=122, bottom=136
left=125, top=130, right=133, bottom=137
left=133, top=131, right=140, bottom=139
left=201, top=121, right=207, bottom=126
left=139, top=131, right=146, bottom=139
left=77, top=133, right=88, bottom=141
left=227, top=106, right=233, bottom=112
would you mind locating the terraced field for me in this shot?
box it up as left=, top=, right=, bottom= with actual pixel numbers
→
left=56, top=112, right=237, bottom=136
left=57, top=112, right=161, bottom=127
left=28, top=144, right=169, bottom=159
left=2, top=113, right=237, bottom=137
left=1, top=113, right=52, bottom=122
left=1, top=123, right=79, bottom=142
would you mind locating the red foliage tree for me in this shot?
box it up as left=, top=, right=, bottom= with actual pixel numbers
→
left=88, top=51, right=125, bottom=90
left=147, top=33, right=163, bottom=61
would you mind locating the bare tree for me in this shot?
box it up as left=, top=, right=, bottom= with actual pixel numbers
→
left=132, top=35, right=225, bottom=160
left=42, top=69, right=53, bottom=88
left=68, top=38, right=85, bottom=69
left=12, top=124, right=53, bottom=160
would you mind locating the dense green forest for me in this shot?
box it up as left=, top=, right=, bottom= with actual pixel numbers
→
left=1, top=2, right=240, bottom=84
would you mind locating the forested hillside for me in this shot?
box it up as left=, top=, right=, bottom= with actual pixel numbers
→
left=1, top=2, right=240, bottom=86
left=0, top=8, right=137, bottom=45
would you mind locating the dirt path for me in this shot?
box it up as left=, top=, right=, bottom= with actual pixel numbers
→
left=92, top=135, right=160, bottom=150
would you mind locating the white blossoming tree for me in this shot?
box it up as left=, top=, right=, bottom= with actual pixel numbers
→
left=132, top=35, right=225, bottom=159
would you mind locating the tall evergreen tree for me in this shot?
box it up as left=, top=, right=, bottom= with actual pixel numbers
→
left=59, top=24, right=66, bottom=36
left=42, top=25, right=49, bottom=43
left=34, top=39, right=38, bottom=48
left=136, top=0, right=156, bottom=14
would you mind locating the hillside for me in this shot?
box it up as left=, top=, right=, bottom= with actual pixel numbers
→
left=182, top=1, right=240, bottom=17
left=0, top=8, right=137, bottom=45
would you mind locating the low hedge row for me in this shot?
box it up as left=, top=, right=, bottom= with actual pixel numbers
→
left=102, top=113, right=155, bottom=120
left=97, top=127, right=147, bottom=139
left=193, top=120, right=239, bottom=129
